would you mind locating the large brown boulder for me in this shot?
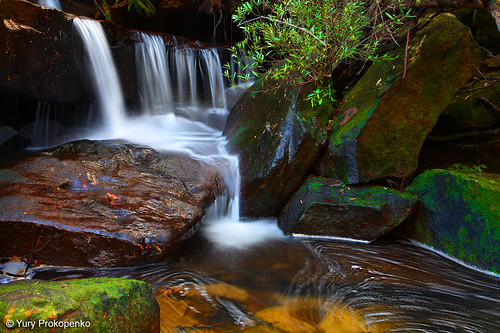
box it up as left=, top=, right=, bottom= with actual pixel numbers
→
left=0, top=140, right=223, bottom=267
left=223, top=78, right=334, bottom=216
left=315, top=14, right=483, bottom=184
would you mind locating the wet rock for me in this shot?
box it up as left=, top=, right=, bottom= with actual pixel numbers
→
left=0, top=0, right=80, bottom=103
left=278, top=177, right=417, bottom=241
left=401, top=169, right=500, bottom=273
left=316, top=14, right=482, bottom=184
left=0, top=258, right=28, bottom=277
left=0, top=277, right=159, bottom=332
left=255, top=307, right=316, bottom=333
left=317, top=307, right=370, bottom=333
left=224, top=78, right=334, bottom=216
left=0, top=140, right=223, bottom=267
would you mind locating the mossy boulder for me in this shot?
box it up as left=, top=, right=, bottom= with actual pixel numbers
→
left=278, top=176, right=418, bottom=241
left=316, top=14, right=482, bottom=184
left=401, top=169, right=500, bottom=273
left=223, top=78, right=334, bottom=216
left=0, top=277, right=159, bottom=332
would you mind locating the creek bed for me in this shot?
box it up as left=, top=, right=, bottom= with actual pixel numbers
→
left=33, top=233, right=500, bottom=332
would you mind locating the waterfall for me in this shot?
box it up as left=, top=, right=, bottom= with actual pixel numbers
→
left=200, top=49, right=227, bottom=110
left=71, top=23, right=280, bottom=247
left=134, top=35, right=240, bottom=221
left=38, top=0, right=62, bottom=10
left=136, top=33, right=174, bottom=114
left=73, top=18, right=126, bottom=136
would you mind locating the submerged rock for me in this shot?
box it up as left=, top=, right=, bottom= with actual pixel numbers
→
left=316, top=14, right=482, bottom=184
left=0, top=140, right=223, bottom=267
left=224, top=78, right=334, bottom=216
left=278, top=177, right=417, bottom=241
left=401, top=169, right=500, bottom=273
left=0, top=277, right=159, bottom=332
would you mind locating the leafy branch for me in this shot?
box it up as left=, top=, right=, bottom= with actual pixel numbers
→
left=225, top=0, right=420, bottom=107
left=95, top=0, right=156, bottom=21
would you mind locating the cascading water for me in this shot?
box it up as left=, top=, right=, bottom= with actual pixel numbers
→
left=73, top=20, right=282, bottom=248
left=73, top=18, right=126, bottom=136
left=37, top=0, right=62, bottom=10
left=136, top=33, right=174, bottom=115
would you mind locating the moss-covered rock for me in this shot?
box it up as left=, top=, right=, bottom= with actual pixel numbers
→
left=316, top=14, right=482, bottom=184
left=223, top=78, right=334, bottom=216
left=0, top=277, right=159, bottom=332
left=402, top=169, right=500, bottom=273
left=278, top=177, right=418, bottom=241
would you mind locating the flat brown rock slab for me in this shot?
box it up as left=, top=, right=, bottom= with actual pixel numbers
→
left=0, top=140, right=223, bottom=267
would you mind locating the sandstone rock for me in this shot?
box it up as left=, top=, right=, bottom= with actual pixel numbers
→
left=0, top=277, right=159, bottom=332
left=224, top=78, right=334, bottom=216
left=401, top=169, right=500, bottom=273
left=316, top=14, right=483, bottom=184
left=0, top=140, right=223, bottom=267
left=278, top=177, right=417, bottom=241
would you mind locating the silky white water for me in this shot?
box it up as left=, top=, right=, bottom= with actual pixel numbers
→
left=38, top=0, right=62, bottom=10
left=73, top=19, right=282, bottom=248
left=73, top=18, right=126, bottom=136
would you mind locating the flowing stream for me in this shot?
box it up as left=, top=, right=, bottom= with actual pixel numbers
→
left=28, top=17, right=500, bottom=332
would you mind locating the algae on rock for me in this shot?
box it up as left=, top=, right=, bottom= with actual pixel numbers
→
left=0, top=277, right=159, bottom=332
left=278, top=176, right=418, bottom=241
left=402, top=169, right=500, bottom=273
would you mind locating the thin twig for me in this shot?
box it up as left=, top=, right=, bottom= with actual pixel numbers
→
left=402, top=25, right=411, bottom=80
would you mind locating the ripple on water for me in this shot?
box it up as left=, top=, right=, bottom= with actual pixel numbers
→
left=32, top=235, right=500, bottom=332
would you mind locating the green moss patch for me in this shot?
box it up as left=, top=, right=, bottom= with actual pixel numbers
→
left=278, top=176, right=417, bottom=241
left=405, top=169, right=500, bottom=273
left=0, top=278, right=159, bottom=332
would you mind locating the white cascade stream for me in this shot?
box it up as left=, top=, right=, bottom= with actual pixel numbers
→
left=37, top=0, right=62, bottom=10
left=73, top=18, right=282, bottom=248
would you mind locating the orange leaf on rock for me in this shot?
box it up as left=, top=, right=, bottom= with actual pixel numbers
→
left=339, top=107, right=358, bottom=126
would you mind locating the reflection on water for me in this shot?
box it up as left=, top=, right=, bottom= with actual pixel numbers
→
left=34, top=234, right=500, bottom=332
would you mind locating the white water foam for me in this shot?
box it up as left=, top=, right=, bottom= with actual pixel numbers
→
left=72, top=20, right=283, bottom=248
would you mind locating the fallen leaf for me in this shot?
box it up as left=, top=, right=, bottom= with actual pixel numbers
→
left=339, top=106, right=358, bottom=126
left=106, top=192, right=118, bottom=200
